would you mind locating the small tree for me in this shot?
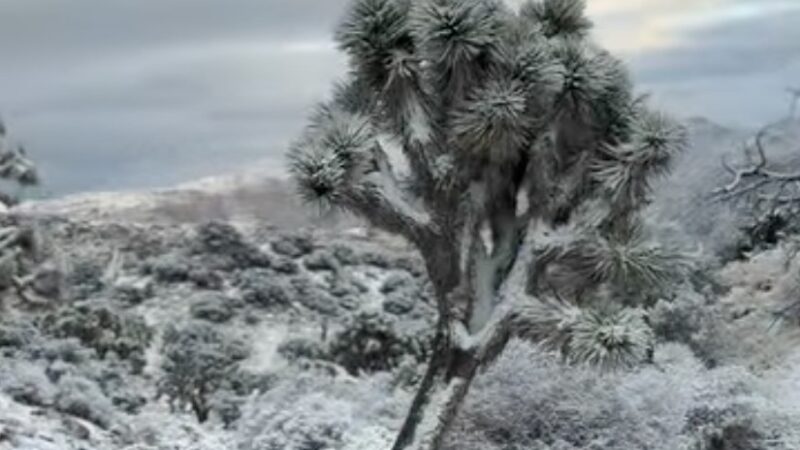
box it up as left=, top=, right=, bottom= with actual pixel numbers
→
left=287, top=1, right=688, bottom=448
left=713, top=93, right=800, bottom=252
left=0, top=117, right=39, bottom=208
left=158, top=322, right=249, bottom=423
left=0, top=117, right=50, bottom=304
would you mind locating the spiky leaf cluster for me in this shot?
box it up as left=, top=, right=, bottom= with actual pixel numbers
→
left=289, top=107, right=378, bottom=208
left=452, top=77, right=530, bottom=163
left=413, top=0, right=505, bottom=97
left=336, top=0, right=414, bottom=91
left=594, top=110, right=686, bottom=207
left=519, top=0, right=592, bottom=38
left=568, top=307, right=653, bottom=369
left=510, top=300, right=652, bottom=370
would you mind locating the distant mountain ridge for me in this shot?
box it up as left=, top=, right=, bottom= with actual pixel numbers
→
left=15, top=117, right=800, bottom=238
left=16, top=169, right=357, bottom=230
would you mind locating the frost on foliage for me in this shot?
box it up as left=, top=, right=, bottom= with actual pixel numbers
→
left=236, top=373, right=406, bottom=450
left=446, top=341, right=800, bottom=450
left=192, top=221, right=270, bottom=270
left=124, top=409, right=236, bottom=450
left=53, top=375, right=115, bottom=429
left=42, top=301, right=153, bottom=372
left=519, top=0, right=592, bottom=38
left=328, top=311, right=433, bottom=375
left=235, top=269, right=293, bottom=308
left=157, top=321, right=249, bottom=423
left=649, top=287, right=726, bottom=366
left=189, top=292, right=237, bottom=323
left=0, top=360, right=56, bottom=407
left=0, top=117, right=39, bottom=205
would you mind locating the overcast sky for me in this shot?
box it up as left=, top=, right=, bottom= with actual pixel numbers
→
left=0, top=0, right=798, bottom=196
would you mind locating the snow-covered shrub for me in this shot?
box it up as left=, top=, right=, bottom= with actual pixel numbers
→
left=42, top=301, right=153, bottom=372
left=328, top=311, right=432, bottom=375
left=0, top=360, right=56, bottom=407
left=227, top=370, right=278, bottom=397
left=236, top=373, right=406, bottom=450
left=378, top=272, right=434, bottom=318
left=124, top=409, right=236, bottom=450
left=110, top=388, right=148, bottom=415
left=382, top=294, right=416, bottom=316
left=189, top=292, right=237, bottom=323
left=327, top=273, right=368, bottom=303
left=649, top=286, right=726, bottom=366
left=277, top=337, right=327, bottom=363
left=331, top=244, right=359, bottom=266
left=270, top=233, right=314, bottom=259
left=54, top=375, right=115, bottom=429
left=304, top=249, right=340, bottom=272
left=380, top=272, right=415, bottom=295
left=65, top=256, right=106, bottom=300
left=38, top=337, right=94, bottom=365
left=269, top=257, right=299, bottom=274
left=145, top=252, right=191, bottom=283
left=210, top=391, right=245, bottom=430
left=296, top=287, right=339, bottom=316
left=0, top=319, right=40, bottom=355
left=193, top=221, right=270, bottom=270
left=235, top=269, right=293, bottom=308
left=734, top=213, right=797, bottom=258
left=359, top=251, right=394, bottom=270
left=112, top=276, right=154, bottom=305
left=447, top=341, right=800, bottom=450
left=194, top=221, right=245, bottom=254
left=115, top=224, right=183, bottom=260
left=187, top=266, right=225, bottom=290
left=157, top=321, right=249, bottom=423
left=288, top=275, right=345, bottom=315
left=29, top=261, right=66, bottom=301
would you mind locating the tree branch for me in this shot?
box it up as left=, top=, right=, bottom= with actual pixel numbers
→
left=713, top=125, right=800, bottom=201
left=342, top=144, right=437, bottom=244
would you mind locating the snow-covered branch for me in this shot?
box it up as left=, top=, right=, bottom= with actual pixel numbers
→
left=289, top=104, right=437, bottom=244
left=714, top=125, right=800, bottom=200
left=341, top=168, right=436, bottom=243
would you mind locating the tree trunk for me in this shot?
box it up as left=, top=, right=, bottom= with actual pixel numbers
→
left=390, top=330, right=482, bottom=450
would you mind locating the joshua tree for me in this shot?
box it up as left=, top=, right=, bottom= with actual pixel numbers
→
left=0, top=117, right=39, bottom=208
left=0, top=117, right=51, bottom=304
left=288, top=0, right=688, bottom=448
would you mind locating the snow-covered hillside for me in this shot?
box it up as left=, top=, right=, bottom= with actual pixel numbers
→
left=15, top=169, right=351, bottom=230
left=16, top=116, right=800, bottom=236
left=3, top=117, right=800, bottom=449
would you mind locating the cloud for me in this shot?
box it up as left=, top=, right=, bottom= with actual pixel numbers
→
left=0, top=0, right=797, bottom=194
left=628, top=2, right=800, bottom=125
